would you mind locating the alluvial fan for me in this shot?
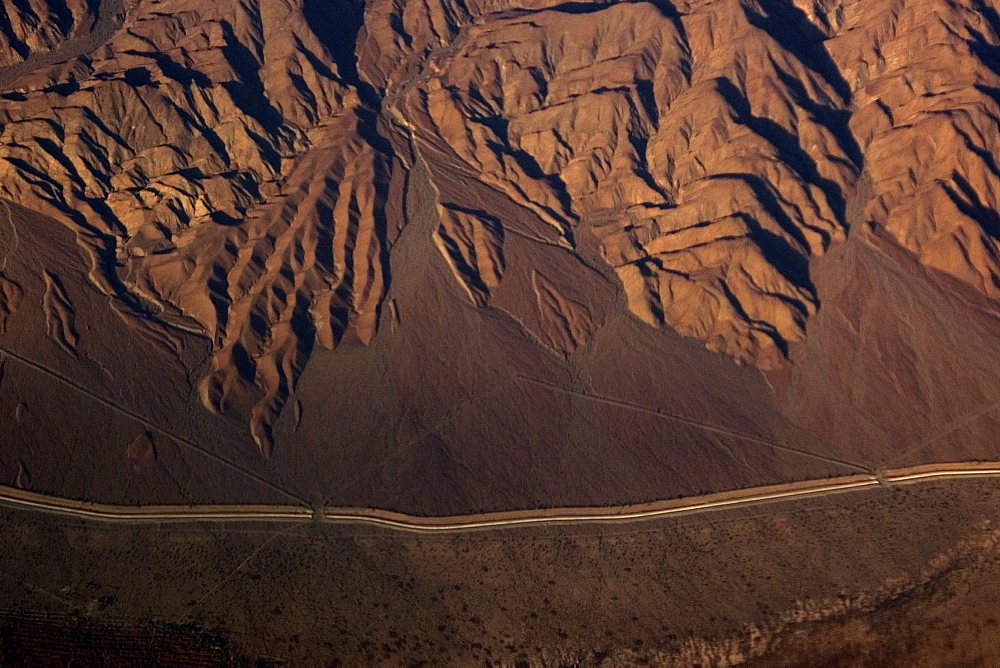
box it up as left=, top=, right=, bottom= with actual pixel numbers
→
left=0, top=0, right=999, bottom=514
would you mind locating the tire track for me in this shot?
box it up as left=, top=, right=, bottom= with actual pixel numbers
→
left=890, top=396, right=1000, bottom=465
left=0, top=344, right=310, bottom=506
left=518, top=374, right=873, bottom=474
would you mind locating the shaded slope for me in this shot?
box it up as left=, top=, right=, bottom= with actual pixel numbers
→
left=0, top=0, right=999, bottom=513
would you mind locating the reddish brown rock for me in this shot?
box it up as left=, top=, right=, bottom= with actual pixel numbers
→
left=0, top=0, right=999, bottom=513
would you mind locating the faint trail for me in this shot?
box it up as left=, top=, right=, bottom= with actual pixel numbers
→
left=334, top=369, right=527, bottom=500
left=188, top=524, right=307, bottom=613
left=0, top=344, right=310, bottom=506
left=0, top=201, right=16, bottom=272
left=891, top=396, right=1000, bottom=466
left=518, top=374, right=873, bottom=474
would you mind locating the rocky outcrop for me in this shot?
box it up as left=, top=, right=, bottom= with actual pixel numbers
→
left=3, top=0, right=1000, bottom=463
left=827, top=0, right=1000, bottom=296
left=368, top=0, right=856, bottom=368
left=0, top=0, right=387, bottom=454
left=0, top=0, right=93, bottom=66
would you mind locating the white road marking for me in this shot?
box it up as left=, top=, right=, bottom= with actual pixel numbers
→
left=1, top=464, right=999, bottom=533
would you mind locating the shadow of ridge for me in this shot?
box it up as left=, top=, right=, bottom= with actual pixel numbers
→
left=715, top=76, right=848, bottom=226
left=706, top=171, right=822, bottom=254
left=122, top=50, right=211, bottom=87
left=743, top=0, right=851, bottom=104
left=538, top=1, right=615, bottom=14
left=647, top=0, right=691, bottom=61
left=945, top=170, right=1000, bottom=241
left=0, top=8, right=30, bottom=61
left=439, top=202, right=507, bottom=276
left=300, top=0, right=395, bottom=302
left=45, top=0, right=77, bottom=36
left=0, top=185, right=164, bottom=321
left=969, top=0, right=1000, bottom=79
left=773, top=67, right=862, bottom=169
left=216, top=20, right=283, bottom=135
left=698, top=172, right=819, bottom=295
left=438, top=232, right=495, bottom=300
left=717, top=279, right=790, bottom=356
left=473, top=112, right=578, bottom=239
left=731, top=210, right=816, bottom=303
left=301, top=0, right=374, bottom=103
left=441, top=201, right=502, bottom=226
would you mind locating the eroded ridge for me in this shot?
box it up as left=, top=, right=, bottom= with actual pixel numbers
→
left=366, top=0, right=858, bottom=367
left=365, top=0, right=1000, bottom=366
left=824, top=0, right=1000, bottom=296
left=4, top=0, right=1000, bottom=454
left=0, top=0, right=93, bottom=67
left=433, top=204, right=505, bottom=306
left=0, top=272, right=21, bottom=335
left=0, top=0, right=388, bottom=454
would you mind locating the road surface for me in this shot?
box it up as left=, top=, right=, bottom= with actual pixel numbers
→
left=1, top=463, right=1000, bottom=533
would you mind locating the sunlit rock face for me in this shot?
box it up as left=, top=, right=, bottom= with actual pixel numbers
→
left=366, top=0, right=855, bottom=369
left=0, top=0, right=94, bottom=66
left=3, top=0, right=1000, bottom=466
left=0, top=0, right=385, bottom=453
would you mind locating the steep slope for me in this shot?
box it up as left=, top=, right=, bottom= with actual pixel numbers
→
left=0, top=0, right=389, bottom=455
left=0, top=0, right=94, bottom=67
left=364, top=0, right=858, bottom=368
left=0, top=0, right=999, bottom=512
left=771, top=0, right=1000, bottom=463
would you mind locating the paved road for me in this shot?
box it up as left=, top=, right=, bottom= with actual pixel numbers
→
left=2, top=463, right=1000, bottom=533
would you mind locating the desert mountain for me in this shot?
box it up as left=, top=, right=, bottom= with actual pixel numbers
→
left=0, top=0, right=94, bottom=66
left=1, top=0, right=999, bottom=514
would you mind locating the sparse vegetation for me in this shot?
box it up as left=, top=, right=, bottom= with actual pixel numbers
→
left=2, top=479, right=1000, bottom=663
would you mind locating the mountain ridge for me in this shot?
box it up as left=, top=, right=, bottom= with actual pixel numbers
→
left=0, top=0, right=999, bottom=515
